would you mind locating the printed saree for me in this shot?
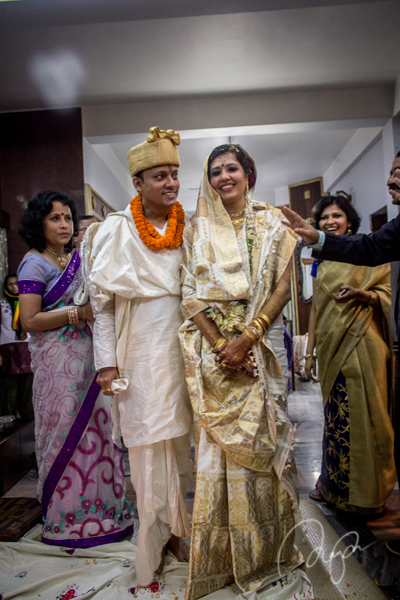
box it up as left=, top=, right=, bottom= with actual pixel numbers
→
left=315, top=261, right=396, bottom=512
left=18, top=251, right=134, bottom=547
left=179, top=160, right=303, bottom=600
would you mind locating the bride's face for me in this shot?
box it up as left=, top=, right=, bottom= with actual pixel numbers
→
left=209, top=152, right=248, bottom=208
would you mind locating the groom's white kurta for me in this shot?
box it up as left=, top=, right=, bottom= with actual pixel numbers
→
left=87, top=205, right=192, bottom=586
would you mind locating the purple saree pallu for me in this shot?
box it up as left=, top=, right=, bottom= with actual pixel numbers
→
left=19, top=251, right=133, bottom=547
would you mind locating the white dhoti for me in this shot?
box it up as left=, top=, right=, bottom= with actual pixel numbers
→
left=129, top=433, right=192, bottom=586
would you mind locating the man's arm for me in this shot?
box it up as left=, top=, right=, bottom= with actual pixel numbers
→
left=281, top=205, right=400, bottom=266
left=319, top=214, right=400, bottom=266
left=93, top=297, right=119, bottom=396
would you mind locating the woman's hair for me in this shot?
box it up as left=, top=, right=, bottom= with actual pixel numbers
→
left=19, top=190, right=78, bottom=252
left=207, top=144, right=257, bottom=189
left=312, top=194, right=361, bottom=234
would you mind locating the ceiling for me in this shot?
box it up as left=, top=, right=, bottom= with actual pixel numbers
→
left=0, top=1, right=399, bottom=111
left=0, top=0, right=382, bottom=28
left=1, top=0, right=398, bottom=209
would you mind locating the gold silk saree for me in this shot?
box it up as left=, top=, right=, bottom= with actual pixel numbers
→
left=179, top=161, right=303, bottom=600
left=314, top=260, right=396, bottom=512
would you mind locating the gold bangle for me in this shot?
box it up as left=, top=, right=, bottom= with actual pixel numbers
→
left=251, top=317, right=266, bottom=330
left=250, top=319, right=264, bottom=336
left=243, top=328, right=258, bottom=343
left=257, top=313, right=271, bottom=330
left=303, top=353, right=317, bottom=360
left=368, top=291, right=377, bottom=305
left=255, top=317, right=267, bottom=333
left=213, top=336, right=226, bottom=350
left=252, top=326, right=263, bottom=341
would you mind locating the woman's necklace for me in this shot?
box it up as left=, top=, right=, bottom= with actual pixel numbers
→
left=229, top=207, right=246, bottom=219
left=46, top=247, right=69, bottom=269
left=229, top=207, right=246, bottom=231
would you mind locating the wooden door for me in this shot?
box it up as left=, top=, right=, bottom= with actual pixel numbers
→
left=289, top=178, right=323, bottom=335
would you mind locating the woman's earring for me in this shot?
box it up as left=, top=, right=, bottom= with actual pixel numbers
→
left=346, top=227, right=352, bottom=235
left=245, top=181, right=249, bottom=197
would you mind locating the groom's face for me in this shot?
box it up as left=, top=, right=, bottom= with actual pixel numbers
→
left=133, top=164, right=180, bottom=210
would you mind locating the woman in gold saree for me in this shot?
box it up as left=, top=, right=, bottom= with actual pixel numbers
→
left=305, top=195, right=396, bottom=517
left=180, top=145, right=310, bottom=600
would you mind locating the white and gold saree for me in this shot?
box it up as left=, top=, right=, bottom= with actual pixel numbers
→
left=179, top=161, right=303, bottom=600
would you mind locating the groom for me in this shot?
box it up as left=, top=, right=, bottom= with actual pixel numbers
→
left=88, top=127, right=192, bottom=584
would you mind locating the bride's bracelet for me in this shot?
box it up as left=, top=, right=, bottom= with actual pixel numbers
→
left=303, top=353, right=317, bottom=361
left=213, top=336, right=226, bottom=350
left=243, top=328, right=260, bottom=343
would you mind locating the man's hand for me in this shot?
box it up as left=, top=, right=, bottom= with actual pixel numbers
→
left=280, top=206, right=319, bottom=245
left=97, top=367, right=119, bottom=396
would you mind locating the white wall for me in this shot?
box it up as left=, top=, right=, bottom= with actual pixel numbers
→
left=83, top=138, right=132, bottom=212
left=326, top=135, right=389, bottom=234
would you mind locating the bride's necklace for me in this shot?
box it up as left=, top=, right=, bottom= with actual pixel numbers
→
left=229, top=207, right=246, bottom=219
left=46, top=246, right=69, bottom=269
left=229, top=207, right=246, bottom=231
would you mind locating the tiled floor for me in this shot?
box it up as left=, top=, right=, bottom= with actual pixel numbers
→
left=289, top=379, right=400, bottom=598
left=3, top=378, right=400, bottom=596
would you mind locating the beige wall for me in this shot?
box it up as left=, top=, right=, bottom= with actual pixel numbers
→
left=82, top=85, right=393, bottom=138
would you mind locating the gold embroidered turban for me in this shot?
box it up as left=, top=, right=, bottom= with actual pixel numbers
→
left=127, top=126, right=181, bottom=177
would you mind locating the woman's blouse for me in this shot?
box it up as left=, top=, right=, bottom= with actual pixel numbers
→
left=17, top=254, right=63, bottom=296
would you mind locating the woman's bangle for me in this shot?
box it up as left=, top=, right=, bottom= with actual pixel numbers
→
left=367, top=291, right=377, bottom=305
left=251, top=318, right=265, bottom=336
left=68, top=307, right=79, bottom=326
left=243, top=328, right=258, bottom=343
left=257, top=313, right=271, bottom=330
left=213, top=336, right=226, bottom=350
left=303, top=353, right=317, bottom=361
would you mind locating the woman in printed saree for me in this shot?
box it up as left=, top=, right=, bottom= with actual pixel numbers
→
left=179, top=145, right=309, bottom=600
left=305, top=195, right=396, bottom=516
left=17, top=190, right=134, bottom=547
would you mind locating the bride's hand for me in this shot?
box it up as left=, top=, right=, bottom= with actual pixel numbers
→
left=214, top=336, right=252, bottom=370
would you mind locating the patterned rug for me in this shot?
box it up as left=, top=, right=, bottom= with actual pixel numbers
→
left=0, top=497, right=42, bottom=542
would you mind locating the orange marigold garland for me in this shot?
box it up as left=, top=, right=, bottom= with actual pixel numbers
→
left=130, top=193, right=185, bottom=251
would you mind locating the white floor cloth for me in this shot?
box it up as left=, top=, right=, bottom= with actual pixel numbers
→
left=0, top=526, right=313, bottom=600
